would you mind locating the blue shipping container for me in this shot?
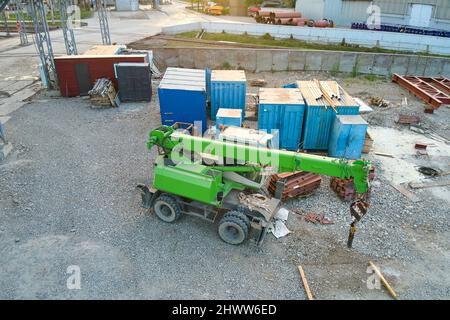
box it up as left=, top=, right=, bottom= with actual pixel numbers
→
left=158, top=68, right=207, bottom=133
left=328, top=115, right=368, bottom=160
left=216, top=108, right=242, bottom=132
left=258, top=88, right=305, bottom=151
left=210, top=70, right=246, bottom=120
left=298, top=81, right=360, bottom=150
left=205, top=68, right=211, bottom=101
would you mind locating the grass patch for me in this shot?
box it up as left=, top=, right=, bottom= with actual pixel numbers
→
left=175, top=31, right=448, bottom=57
left=364, top=74, right=379, bottom=81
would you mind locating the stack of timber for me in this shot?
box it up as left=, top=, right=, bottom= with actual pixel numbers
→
left=268, top=171, right=322, bottom=200
left=330, top=167, right=375, bottom=201
left=88, top=78, right=118, bottom=108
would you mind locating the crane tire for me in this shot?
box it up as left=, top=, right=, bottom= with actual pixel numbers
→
left=153, top=194, right=181, bottom=223
left=218, top=211, right=249, bottom=245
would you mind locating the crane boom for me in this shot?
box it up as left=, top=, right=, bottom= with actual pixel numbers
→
left=147, top=125, right=371, bottom=194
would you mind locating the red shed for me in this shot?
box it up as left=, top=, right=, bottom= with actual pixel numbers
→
left=55, top=53, right=148, bottom=97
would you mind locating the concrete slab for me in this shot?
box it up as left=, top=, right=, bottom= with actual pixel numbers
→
left=390, top=55, right=410, bottom=75
left=355, top=54, right=375, bottom=75
left=305, top=53, right=322, bottom=71
left=339, top=53, right=357, bottom=73
left=272, top=51, right=289, bottom=71
left=442, top=60, right=450, bottom=78
left=234, top=50, right=257, bottom=72
left=177, top=48, right=195, bottom=69
left=424, top=58, right=445, bottom=77
left=287, top=51, right=306, bottom=71
left=0, top=84, right=39, bottom=117
left=406, top=56, right=420, bottom=75
left=256, top=50, right=273, bottom=72
left=414, top=57, right=428, bottom=76
left=372, top=54, right=394, bottom=76
left=320, top=51, right=340, bottom=72
left=159, top=48, right=179, bottom=68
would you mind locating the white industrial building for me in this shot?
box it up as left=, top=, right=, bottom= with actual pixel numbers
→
left=295, top=0, right=450, bottom=30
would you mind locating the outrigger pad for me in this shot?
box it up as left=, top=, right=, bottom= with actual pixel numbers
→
left=136, top=184, right=153, bottom=209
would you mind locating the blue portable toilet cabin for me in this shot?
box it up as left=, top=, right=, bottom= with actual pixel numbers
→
left=210, top=70, right=246, bottom=120
left=328, top=115, right=368, bottom=160
left=158, top=68, right=207, bottom=133
left=258, top=88, right=305, bottom=151
left=298, top=81, right=360, bottom=150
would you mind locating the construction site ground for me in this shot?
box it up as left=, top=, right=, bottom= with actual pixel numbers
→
left=1, top=70, right=449, bottom=299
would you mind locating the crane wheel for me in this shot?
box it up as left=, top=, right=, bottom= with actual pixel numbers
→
left=218, top=211, right=249, bottom=245
left=153, top=194, right=181, bottom=223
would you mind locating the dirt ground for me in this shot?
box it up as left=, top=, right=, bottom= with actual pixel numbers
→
left=0, top=71, right=449, bottom=300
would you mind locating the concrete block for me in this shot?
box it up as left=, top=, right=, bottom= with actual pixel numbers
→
left=0, top=143, right=12, bottom=161
left=272, top=50, right=289, bottom=71
left=235, top=50, right=257, bottom=72
left=288, top=51, right=306, bottom=71
left=158, top=48, right=179, bottom=68
left=414, top=57, right=428, bottom=76
left=305, top=53, right=322, bottom=71
left=355, top=54, right=375, bottom=75
left=177, top=49, right=195, bottom=68
left=424, top=58, right=445, bottom=77
left=193, top=49, right=214, bottom=69
left=256, top=50, right=273, bottom=72
left=390, top=55, right=410, bottom=76
left=339, top=53, right=357, bottom=73
left=442, top=60, right=450, bottom=78
left=406, top=56, right=420, bottom=75
left=320, top=51, right=339, bottom=72
left=372, top=54, right=394, bottom=76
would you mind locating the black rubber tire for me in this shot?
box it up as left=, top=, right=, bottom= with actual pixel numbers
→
left=153, top=194, right=181, bottom=223
left=218, top=211, right=249, bottom=245
left=227, top=210, right=251, bottom=230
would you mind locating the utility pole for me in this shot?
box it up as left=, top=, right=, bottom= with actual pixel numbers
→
left=28, top=0, right=57, bottom=89
left=97, top=0, right=110, bottom=45
left=59, top=0, right=77, bottom=54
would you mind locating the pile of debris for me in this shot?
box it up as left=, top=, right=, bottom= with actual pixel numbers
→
left=369, top=96, right=389, bottom=108
left=268, top=171, right=321, bottom=200
left=88, top=78, right=118, bottom=108
left=330, top=167, right=375, bottom=201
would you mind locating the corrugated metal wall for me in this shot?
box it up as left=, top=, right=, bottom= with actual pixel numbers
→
left=308, top=0, right=450, bottom=26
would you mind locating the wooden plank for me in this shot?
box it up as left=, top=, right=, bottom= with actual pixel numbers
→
left=368, top=261, right=397, bottom=299
left=297, top=265, right=314, bottom=300
left=408, top=180, right=450, bottom=189
left=389, top=183, right=420, bottom=203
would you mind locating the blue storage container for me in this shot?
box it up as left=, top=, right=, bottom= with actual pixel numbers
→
left=210, top=70, right=246, bottom=120
left=328, top=115, right=368, bottom=160
left=298, top=81, right=360, bottom=150
left=258, top=88, right=305, bottom=151
left=216, top=108, right=242, bottom=132
left=158, top=68, right=207, bottom=133
left=205, top=68, right=211, bottom=101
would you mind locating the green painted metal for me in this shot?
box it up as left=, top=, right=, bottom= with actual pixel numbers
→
left=147, top=125, right=371, bottom=206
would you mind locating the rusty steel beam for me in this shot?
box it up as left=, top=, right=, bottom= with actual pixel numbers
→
left=392, top=74, right=449, bottom=112
left=430, top=77, right=450, bottom=96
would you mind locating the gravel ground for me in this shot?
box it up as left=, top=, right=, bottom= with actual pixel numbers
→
left=0, top=73, right=449, bottom=300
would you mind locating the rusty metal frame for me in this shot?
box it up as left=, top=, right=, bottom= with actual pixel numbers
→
left=392, top=74, right=450, bottom=112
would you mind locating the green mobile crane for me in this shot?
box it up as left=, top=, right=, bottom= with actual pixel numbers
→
left=138, top=124, right=371, bottom=247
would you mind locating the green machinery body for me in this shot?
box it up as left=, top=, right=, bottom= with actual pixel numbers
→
left=148, top=125, right=371, bottom=208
